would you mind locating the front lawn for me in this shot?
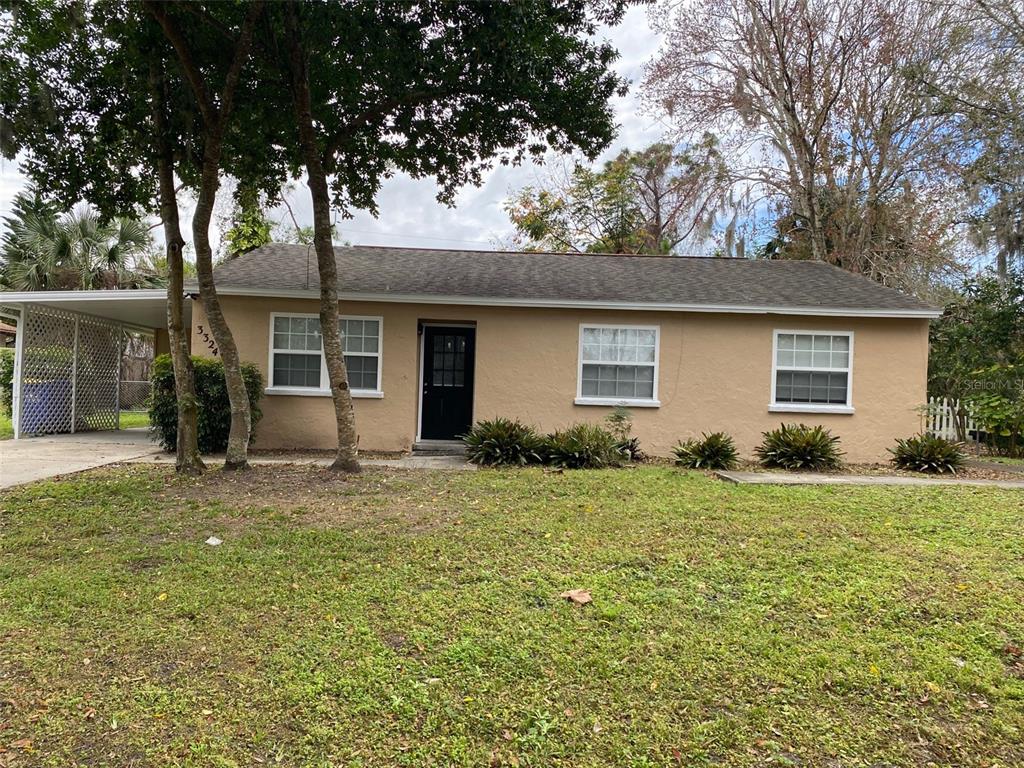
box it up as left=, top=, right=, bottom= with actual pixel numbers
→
left=1, top=466, right=1021, bottom=767
left=0, top=410, right=11, bottom=440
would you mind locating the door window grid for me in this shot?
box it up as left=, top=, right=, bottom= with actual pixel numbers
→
left=431, top=333, right=467, bottom=388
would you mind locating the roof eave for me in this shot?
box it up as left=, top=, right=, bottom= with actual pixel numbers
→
left=210, top=286, right=943, bottom=319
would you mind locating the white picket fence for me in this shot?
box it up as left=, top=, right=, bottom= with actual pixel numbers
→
left=923, top=397, right=978, bottom=441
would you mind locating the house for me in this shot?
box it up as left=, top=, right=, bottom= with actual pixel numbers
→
left=190, top=244, right=941, bottom=461
left=0, top=320, right=15, bottom=348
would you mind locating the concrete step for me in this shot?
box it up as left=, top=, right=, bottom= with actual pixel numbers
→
left=412, top=440, right=466, bottom=456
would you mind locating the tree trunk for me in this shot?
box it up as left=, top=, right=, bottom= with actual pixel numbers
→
left=150, top=61, right=204, bottom=475
left=192, top=144, right=252, bottom=470
left=285, top=5, right=360, bottom=472
left=144, top=0, right=262, bottom=471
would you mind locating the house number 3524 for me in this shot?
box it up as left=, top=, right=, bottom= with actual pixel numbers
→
left=196, top=324, right=219, bottom=356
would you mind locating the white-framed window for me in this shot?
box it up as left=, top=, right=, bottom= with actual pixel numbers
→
left=770, top=330, right=853, bottom=413
left=267, top=313, right=383, bottom=397
left=575, top=324, right=660, bottom=407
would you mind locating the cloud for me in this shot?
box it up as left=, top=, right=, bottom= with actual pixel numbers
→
left=0, top=6, right=664, bottom=253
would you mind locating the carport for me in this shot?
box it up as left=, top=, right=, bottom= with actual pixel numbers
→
left=0, top=290, right=179, bottom=439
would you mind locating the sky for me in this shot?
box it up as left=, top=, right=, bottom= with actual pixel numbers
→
left=0, top=5, right=668, bottom=255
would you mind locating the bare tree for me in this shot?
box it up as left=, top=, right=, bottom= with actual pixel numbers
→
left=644, top=0, right=967, bottom=289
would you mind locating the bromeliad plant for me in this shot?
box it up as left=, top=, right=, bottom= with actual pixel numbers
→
left=462, top=418, right=546, bottom=466
left=673, top=432, right=739, bottom=470
left=755, top=423, right=844, bottom=471
left=890, top=434, right=966, bottom=474
left=544, top=423, right=623, bottom=469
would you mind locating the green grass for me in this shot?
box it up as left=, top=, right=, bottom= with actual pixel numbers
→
left=0, top=409, right=11, bottom=440
left=1, top=466, right=1022, bottom=767
left=118, top=410, right=150, bottom=430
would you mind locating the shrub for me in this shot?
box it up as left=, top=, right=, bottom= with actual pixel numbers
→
left=0, top=348, right=13, bottom=415
left=755, top=423, right=844, bottom=471
left=673, top=431, right=738, bottom=470
left=889, top=433, right=966, bottom=474
left=462, top=417, right=545, bottom=466
left=149, top=353, right=264, bottom=454
left=544, top=423, right=622, bottom=469
left=604, top=406, right=645, bottom=462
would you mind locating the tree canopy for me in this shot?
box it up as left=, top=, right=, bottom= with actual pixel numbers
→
left=0, top=189, right=162, bottom=291
left=505, top=139, right=731, bottom=254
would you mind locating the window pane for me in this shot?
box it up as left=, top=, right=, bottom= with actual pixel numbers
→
left=345, top=355, right=378, bottom=390
left=777, top=348, right=795, bottom=367
left=794, top=334, right=813, bottom=351
left=582, top=326, right=657, bottom=364
left=274, top=316, right=322, bottom=352
left=812, top=350, right=831, bottom=367
left=831, top=350, right=849, bottom=368
left=832, top=335, right=850, bottom=352
left=273, top=353, right=321, bottom=387
left=775, top=371, right=849, bottom=404
left=794, top=348, right=813, bottom=367
left=581, top=363, right=655, bottom=400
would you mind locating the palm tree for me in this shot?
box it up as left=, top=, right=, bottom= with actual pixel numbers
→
left=1, top=189, right=165, bottom=291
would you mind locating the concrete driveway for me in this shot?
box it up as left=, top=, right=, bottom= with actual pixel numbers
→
left=0, top=429, right=160, bottom=489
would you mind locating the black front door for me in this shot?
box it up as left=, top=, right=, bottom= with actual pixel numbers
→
left=420, top=326, right=475, bottom=440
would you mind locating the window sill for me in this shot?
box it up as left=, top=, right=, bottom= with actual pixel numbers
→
left=264, top=387, right=384, bottom=399
left=768, top=403, right=854, bottom=415
left=574, top=397, right=661, bottom=408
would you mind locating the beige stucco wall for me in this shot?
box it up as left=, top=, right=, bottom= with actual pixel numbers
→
left=190, top=295, right=930, bottom=462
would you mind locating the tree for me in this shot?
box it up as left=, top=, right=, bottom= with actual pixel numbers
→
left=1, top=1, right=207, bottom=473
left=914, top=0, right=1024, bottom=282
left=143, top=1, right=267, bottom=471
left=928, top=269, right=1024, bottom=440
left=223, top=186, right=273, bottom=260
left=1, top=191, right=162, bottom=291
left=643, top=0, right=967, bottom=290
left=505, top=138, right=731, bottom=254
left=266, top=0, right=628, bottom=471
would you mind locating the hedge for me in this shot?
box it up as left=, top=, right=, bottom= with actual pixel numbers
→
left=149, top=353, right=263, bottom=454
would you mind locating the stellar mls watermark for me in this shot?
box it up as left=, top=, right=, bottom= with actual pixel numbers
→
left=962, top=378, right=1024, bottom=393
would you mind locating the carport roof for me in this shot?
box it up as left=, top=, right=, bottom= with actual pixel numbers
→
left=0, top=289, right=176, bottom=329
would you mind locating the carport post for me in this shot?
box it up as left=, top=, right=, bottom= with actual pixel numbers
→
left=115, top=328, right=122, bottom=430
left=7, top=306, right=24, bottom=440
left=70, top=316, right=80, bottom=434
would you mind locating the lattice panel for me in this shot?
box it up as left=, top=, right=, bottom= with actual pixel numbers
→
left=18, top=305, right=123, bottom=436
left=74, top=317, right=121, bottom=431
left=19, top=306, right=76, bottom=435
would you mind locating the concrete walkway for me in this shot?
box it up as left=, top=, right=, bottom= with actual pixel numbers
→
left=0, top=429, right=161, bottom=489
left=966, top=458, right=1024, bottom=475
left=716, top=470, right=1024, bottom=490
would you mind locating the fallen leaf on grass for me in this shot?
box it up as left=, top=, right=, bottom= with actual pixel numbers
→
left=559, top=589, right=592, bottom=606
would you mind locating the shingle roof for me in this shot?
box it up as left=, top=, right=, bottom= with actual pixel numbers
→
left=207, top=244, right=940, bottom=317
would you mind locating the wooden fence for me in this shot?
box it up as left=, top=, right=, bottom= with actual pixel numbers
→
left=922, top=397, right=979, bottom=441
